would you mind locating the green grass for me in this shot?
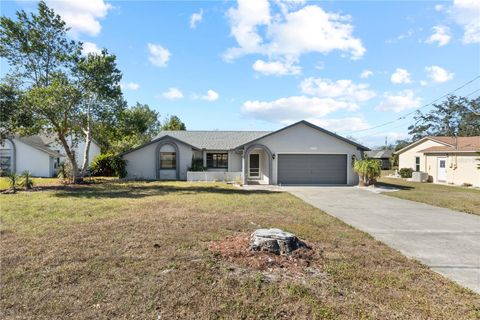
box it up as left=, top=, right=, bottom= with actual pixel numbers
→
left=1, top=181, right=479, bottom=319
left=377, top=176, right=480, bottom=215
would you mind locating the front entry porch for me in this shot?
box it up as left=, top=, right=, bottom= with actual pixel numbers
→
left=243, top=144, right=272, bottom=185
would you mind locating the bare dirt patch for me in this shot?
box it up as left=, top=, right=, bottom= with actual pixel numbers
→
left=209, top=233, right=324, bottom=277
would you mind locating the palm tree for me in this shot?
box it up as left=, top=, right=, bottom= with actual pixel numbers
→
left=353, top=159, right=382, bottom=186
left=20, top=171, right=34, bottom=190
left=7, top=172, right=19, bottom=193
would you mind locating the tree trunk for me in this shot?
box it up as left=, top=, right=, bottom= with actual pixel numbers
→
left=80, top=97, right=93, bottom=176
left=81, top=131, right=91, bottom=175
left=58, top=133, right=80, bottom=183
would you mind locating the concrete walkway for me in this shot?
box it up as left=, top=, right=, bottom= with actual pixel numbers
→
left=245, top=185, right=480, bottom=293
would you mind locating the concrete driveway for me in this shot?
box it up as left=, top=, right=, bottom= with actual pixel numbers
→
left=255, top=186, right=480, bottom=293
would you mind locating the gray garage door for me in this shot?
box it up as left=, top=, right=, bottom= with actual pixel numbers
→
left=277, top=154, right=347, bottom=185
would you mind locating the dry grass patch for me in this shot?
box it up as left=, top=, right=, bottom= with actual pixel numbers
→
left=1, top=181, right=479, bottom=319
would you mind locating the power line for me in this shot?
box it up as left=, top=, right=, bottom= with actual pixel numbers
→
left=354, top=87, right=480, bottom=140
left=339, top=75, right=480, bottom=135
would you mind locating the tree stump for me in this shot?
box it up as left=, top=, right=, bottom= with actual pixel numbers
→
left=249, top=228, right=309, bottom=255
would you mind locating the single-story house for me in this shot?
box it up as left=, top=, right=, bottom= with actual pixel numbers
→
left=0, top=134, right=101, bottom=177
left=365, top=149, right=394, bottom=169
left=397, top=136, right=480, bottom=187
left=122, top=120, right=370, bottom=185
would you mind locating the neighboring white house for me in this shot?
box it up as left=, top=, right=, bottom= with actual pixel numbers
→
left=397, top=136, right=480, bottom=187
left=0, top=134, right=101, bottom=177
left=122, top=120, right=370, bottom=185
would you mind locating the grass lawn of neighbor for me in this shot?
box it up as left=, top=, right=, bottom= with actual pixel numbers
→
left=1, top=181, right=479, bottom=319
left=0, top=177, right=59, bottom=190
left=377, top=175, right=480, bottom=216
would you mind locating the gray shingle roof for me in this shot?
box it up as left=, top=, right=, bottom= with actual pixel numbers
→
left=16, top=135, right=63, bottom=158
left=154, top=131, right=271, bottom=150
left=365, top=149, right=394, bottom=159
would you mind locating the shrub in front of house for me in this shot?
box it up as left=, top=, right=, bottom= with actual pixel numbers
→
left=399, top=168, right=414, bottom=178
left=188, top=157, right=206, bottom=171
left=90, top=153, right=127, bottom=178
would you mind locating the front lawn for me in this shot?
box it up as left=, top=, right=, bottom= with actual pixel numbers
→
left=377, top=177, right=480, bottom=215
left=1, top=181, right=478, bottom=319
left=0, top=177, right=59, bottom=190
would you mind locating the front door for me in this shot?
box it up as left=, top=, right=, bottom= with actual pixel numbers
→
left=437, top=157, right=447, bottom=182
left=249, top=154, right=260, bottom=178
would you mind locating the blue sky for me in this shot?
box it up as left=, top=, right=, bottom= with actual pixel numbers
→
left=2, top=0, right=479, bottom=147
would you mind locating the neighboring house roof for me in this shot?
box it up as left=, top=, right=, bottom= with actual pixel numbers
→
left=419, top=136, right=480, bottom=153
left=154, top=130, right=271, bottom=150
left=15, top=135, right=63, bottom=158
left=396, top=136, right=454, bottom=154
left=234, top=120, right=370, bottom=151
left=365, top=149, right=394, bottom=159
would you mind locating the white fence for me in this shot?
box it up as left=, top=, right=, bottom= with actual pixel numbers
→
left=187, top=171, right=242, bottom=182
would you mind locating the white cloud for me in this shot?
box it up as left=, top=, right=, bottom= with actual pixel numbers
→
left=308, top=117, right=370, bottom=133
left=46, top=0, right=112, bottom=37
left=425, top=65, right=454, bottom=83
left=147, top=43, right=171, bottom=68
left=121, top=82, right=140, bottom=91
left=426, top=25, right=451, bottom=46
left=390, top=68, right=412, bottom=84
left=190, top=9, right=203, bottom=29
left=162, top=88, right=183, bottom=100
left=434, top=4, right=445, bottom=11
left=420, top=80, right=428, bottom=86
left=224, top=0, right=271, bottom=60
left=360, top=69, right=373, bottom=79
left=81, top=41, right=101, bottom=55
left=241, top=76, right=374, bottom=127
left=224, top=1, right=365, bottom=65
left=376, top=90, right=422, bottom=113
left=201, top=89, right=220, bottom=102
left=300, top=77, right=376, bottom=102
left=450, top=0, right=480, bottom=44
left=241, top=95, right=358, bottom=123
left=252, top=59, right=301, bottom=76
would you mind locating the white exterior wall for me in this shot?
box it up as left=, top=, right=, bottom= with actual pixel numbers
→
left=247, top=122, right=363, bottom=185
left=49, top=137, right=101, bottom=167
left=123, top=139, right=193, bottom=180
left=398, top=139, right=444, bottom=172
left=15, top=140, right=53, bottom=177
left=228, top=151, right=242, bottom=172
left=425, top=153, right=480, bottom=187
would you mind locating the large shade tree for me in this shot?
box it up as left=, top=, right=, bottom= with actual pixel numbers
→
left=408, top=95, right=480, bottom=141
left=1, top=1, right=84, bottom=180
left=1, top=1, right=123, bottom=182
left=74, top=50, right=123, bottom=174
left=161, top=115, right=186, bottom=131
left=95, top=102, right=161, bottom=154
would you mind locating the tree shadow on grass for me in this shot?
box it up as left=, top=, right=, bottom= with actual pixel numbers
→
left=52, top=182, right=277, bottom=199
left=375, top=181, right=414, bottom=191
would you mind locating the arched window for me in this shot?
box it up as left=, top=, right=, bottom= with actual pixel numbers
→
left=0, top=139, right=13, bottom=174
left=159, top=144, right=176, bottom=169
